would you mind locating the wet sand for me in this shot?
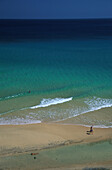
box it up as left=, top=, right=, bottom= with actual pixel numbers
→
left=0, top=123, right=112, bottom=169
left=59, top=107, right=112, bottom=127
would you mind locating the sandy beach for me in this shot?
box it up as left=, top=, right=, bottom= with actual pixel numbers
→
left=0, top=123, right=112, bottom=169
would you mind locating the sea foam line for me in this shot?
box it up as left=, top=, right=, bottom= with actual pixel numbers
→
left=0, top=97, right=73, bottom=115
left=0, top=93, right=24, bottom=101
left=30, top=97, right=73, bottom=109
left=0, top=96, right=112, bottom=127
left=72, top=97, right=112, bottom=118
left=0, top=117, right=41, bottom=125
left=84, top=96, right=112, bottom=113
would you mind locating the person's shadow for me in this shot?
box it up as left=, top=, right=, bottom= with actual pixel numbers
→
left=86, top=131, right=91, bottom=135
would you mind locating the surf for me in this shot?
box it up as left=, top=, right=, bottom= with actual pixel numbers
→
left=30, top=97, right=73, bottom=109
left=84, top=96, right=112, bottom=113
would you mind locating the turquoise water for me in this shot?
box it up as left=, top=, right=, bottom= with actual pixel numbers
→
left=38, top=140, right=112, bottom=167
left=0, top=140, right=112, bottom=169
left=0, top=20, right=112, bottom=125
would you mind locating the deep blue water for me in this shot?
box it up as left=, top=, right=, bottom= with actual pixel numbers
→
left=0, top=19, right=112, bottom=125
left=0, top=19, right=112, bottom=41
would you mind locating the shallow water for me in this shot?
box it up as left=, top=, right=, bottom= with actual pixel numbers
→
left=0, top=140, right=112, bottom=169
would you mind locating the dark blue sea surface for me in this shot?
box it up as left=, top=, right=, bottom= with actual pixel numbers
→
left=0, top=19, right=112, bottom=125
left=0, top=19, right=112, bottom=41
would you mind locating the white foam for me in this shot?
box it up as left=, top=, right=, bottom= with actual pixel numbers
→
left=1, top=96, right=112, bottom=127
left=84, top=96, right=112, bottom=112
left=0, top=97, right=73, bottom=115
left=55, top=96, right=112, bottom=128
left=68, top=97, right=112, bottom=120
left=30, top=97, right=73, bottom=109
left=74, top=124, right=112, bottom=128
left=0, top=117, right=41, bottom=125
left=0, top=93, right=24, bottom=101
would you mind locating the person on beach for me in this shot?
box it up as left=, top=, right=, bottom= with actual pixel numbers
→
left=86, top=126, right=93, bottom=135
left=90, top=126, right=93, bottom=134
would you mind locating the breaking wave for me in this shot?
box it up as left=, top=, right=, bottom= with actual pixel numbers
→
left=30, top=97, right=73, bottom=109
left=84, top=96, right=112, bottom=113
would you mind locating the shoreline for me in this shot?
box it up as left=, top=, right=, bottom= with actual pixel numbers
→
left=0, top=123, right=112, bottom=153
left=1, top=106, right=112, bottom=127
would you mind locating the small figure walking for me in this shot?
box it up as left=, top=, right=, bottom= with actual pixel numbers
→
left=90, top=126, right=93, bottom=134
left=86, top=125, right=93, bottom=135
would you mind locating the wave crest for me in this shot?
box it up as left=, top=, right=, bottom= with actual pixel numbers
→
left=30, top=97, right=73, bottom=109
left=84, top=96, right=112, bottom=112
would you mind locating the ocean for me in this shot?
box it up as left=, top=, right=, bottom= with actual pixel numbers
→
left=0, top=19, right=112, bottom=126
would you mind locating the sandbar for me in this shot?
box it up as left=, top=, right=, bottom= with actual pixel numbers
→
left=0, top=123, right=112, bottom=169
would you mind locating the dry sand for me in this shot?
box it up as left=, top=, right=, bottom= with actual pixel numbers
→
left=0, top=123, right=112, bottom=152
